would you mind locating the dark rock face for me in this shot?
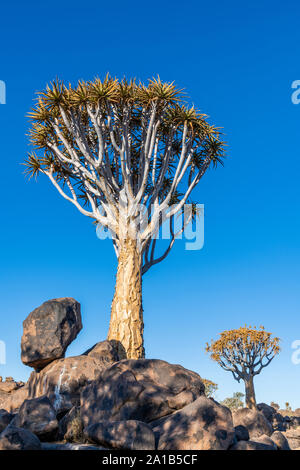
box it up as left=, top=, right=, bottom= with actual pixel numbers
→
left=80, top=359, right=205, bottom=429
left=285, top=416, right=300, bottom=430
left=232, top=408, right=273, bottom=439
left=85, top=420, right=156, bottom=450
left=234, top=424, right=249, bottom=441
left=257, top=403, right=286, bottom=431
left=151, top=396, right=235, bottom=450
left=270, top=431, right=290, bottom=450
left=276, top=410, right=300, bottom=430
left=230, top=439, right=276, bottom=450
left=257, top=403, right=276, bottom=421
left=27, top=355, right=109, bottom=415
left=11, top=396, right=58, bottom=441
left=21, top=297, right=82, bottom=371
left=82, top=340, right=119, bottom=364
left=0, top=425, right=41, bottom=450
left=0, top=409, right=14, bottom=433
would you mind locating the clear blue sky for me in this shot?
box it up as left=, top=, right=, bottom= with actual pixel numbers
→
left=0, top=0, right=300, bottom=408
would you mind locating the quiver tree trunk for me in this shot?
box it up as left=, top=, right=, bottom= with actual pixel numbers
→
left=244, top=375, right=256, bottom=409
left=108, top=238, right=145, bottom=360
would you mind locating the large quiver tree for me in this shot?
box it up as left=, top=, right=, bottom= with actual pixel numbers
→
left=25, top=76, right=225, bottom=359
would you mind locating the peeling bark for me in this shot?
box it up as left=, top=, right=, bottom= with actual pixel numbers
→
left=108, top=238, right=145, bottom=359
left=245, top=376, right=256, bottom=409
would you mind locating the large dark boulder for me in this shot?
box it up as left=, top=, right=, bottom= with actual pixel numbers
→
left=0, top=425, right=41, bottom=450
left=27, top=355, right=110, bottom=415
left=85, top=420, right=156, bottom=450
left=0, top=409, right=14, bottom=433
left=11, top=396, right=58, bottom=441
left=234, top=424, right=249, bottom=441
left=257, top=403, right=286, bottom=431
left=151, top=396, right=235, bottom=450
left=256, top=403, right=276, bottom=421
left=80, top=359, right=205, bottom=429
left=21, top=297, right=82, bottom=371
left=232, top=408, right=273, bottom=439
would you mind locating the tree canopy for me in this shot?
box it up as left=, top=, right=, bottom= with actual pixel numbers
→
left=221, top=392, right=245, bottom=410
left=206, top=325, right=280, bottom=382
left=24, top=76, right=225, bottom=272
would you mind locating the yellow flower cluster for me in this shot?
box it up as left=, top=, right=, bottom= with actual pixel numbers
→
left=205, top=325, right=280, bottom=365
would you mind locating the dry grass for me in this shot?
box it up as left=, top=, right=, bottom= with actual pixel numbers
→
left=65, top=409, right=84, bottom=443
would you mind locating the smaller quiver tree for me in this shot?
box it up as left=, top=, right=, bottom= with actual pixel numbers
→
left=206, top=326, right=280, bottom=409
left=202, top=378, right=218, bottom=398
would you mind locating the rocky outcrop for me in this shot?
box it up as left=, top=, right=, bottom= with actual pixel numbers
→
left=286, top=416, right=300, bottom=429
left=21, top=298, right=82, bottom=371
left=282, top=427, right=300, bottom=449
left=11, top=396, right=58, bottom=441
left=0, top=425, right=41, bottom=450
left=232, top=408, right=273, bottom=439
left=85, top=420, right=156, bottom=450
left=0, top=386, right=29, bottom=414
left=27, top=355, right=110, bottom=415
left=0, top=296, right=293, bottom=454
left=257, top=403, right=285, bottom=431
left=151, top=396, right=235, bottom=450
left=0, top=379, right=29, bottom=413
left=81, top=359, right=205, bottom=429
left=0, top=376, right=24, bottom=393
left=276, top=410, right=300, bottom=429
